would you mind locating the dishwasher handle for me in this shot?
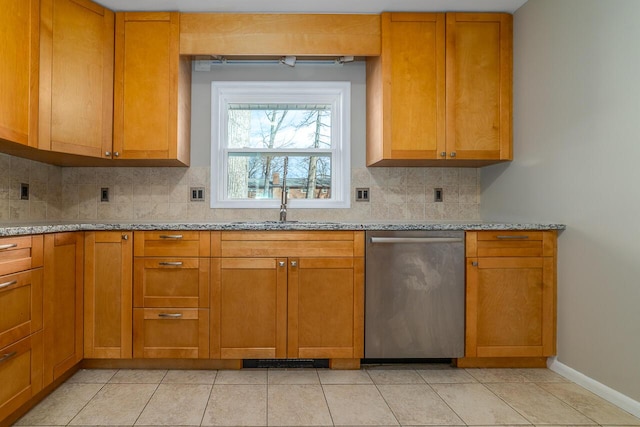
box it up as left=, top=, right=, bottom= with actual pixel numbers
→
left=370, top=237, right=463, bottom=244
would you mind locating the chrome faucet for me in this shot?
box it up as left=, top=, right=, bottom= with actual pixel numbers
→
left=279, top=157, right=289, bottom=222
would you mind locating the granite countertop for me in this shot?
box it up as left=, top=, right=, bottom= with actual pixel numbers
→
left=0, top=221, right=566, bottom=237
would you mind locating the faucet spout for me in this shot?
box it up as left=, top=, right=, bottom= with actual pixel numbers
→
left=279, top=157, right=289, bottom=222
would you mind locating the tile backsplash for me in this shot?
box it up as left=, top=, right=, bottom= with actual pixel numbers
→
left=0, top=153, right=480, bottom=223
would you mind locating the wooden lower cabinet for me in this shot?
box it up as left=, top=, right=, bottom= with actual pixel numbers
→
left=213, top=231, right=365, bottom=363
left=288, top=257, right=364, bottom=359
left=212, top=257, right=287, bottom=359
left=463, top=231, right=557, bottom=366
left=134, top=257, right=209, bottom=308
left=0, top=269, right=43, bottom=351
left=0, top=331, right=44, bottom=422
left=84, top=232, right=132, bottom=359
left=43, top=233, right=83, bottom=386
left=133, top=308, right=209, bottom=358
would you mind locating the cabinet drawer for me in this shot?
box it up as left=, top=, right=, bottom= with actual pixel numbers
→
left=0, top=269, right=43, bottom=349
left=0, top=331, right=43, bottom=422
left=134, top=231, right=210, bottom=257
left=466, top=231, right=556, bottom=257
left=133, top=308, right=209, bottom=359
left=134, top=258, right=209, bottom=308
left=0, top=235, right=43, bottom=276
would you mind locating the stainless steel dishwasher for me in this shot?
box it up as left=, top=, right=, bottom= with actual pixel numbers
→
left=365, top=230, right=465, bottom=359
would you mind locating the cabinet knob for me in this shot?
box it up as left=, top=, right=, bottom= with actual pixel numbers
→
left=290, top=261, right=298, bottom=267
left=450, top=152, right=456, bottom=158
left=440, top=151, right=447, bottom=158
left=114, top=152, right=120, bottom=157
left=122, top=234, right=128, bottom=240
left=105, top=151, right=111, bottom=157
left=279, top=261, right=285, bottom=267
left=472, top=261, right=478, bottom=267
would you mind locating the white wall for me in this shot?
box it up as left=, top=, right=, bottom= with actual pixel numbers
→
left=481, top=0, right=640, bottom=401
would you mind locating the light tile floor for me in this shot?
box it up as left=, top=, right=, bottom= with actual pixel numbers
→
left=13, top=366, right=640, bottom=427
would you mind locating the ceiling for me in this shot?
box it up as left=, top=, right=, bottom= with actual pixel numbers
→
left=93, top=0, right=528, bottom=14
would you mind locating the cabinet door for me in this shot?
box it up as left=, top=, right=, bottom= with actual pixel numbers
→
left=113, top=12, right=191, bottom=165
left=366, top=13, right=445, bottom=165
left=0, top=331, right=43, bottom=422
left=466, top=256, right=555, bottom=357
left=133, top=308, right=209, bottom=359
left=0, top=0, right=39, bottom=147
left=84, top=232, right=132, bottom=359
left=39, top=0, right=114, bottom=158
left=446, top=13, right=512, bottom=161
left=212, top=258, right=287, bottom=359
left=288, top=257, right=364, bottom=359
left=43, top=233, right=83, bottom=386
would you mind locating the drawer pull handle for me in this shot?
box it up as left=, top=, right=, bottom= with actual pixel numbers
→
left=159, top=235, right=183, bottom=239
left=158, top=313, right=183, bottom=318
left=471, top=261, right=479, bottom=267
left=0, top=243, right=18, bottom=250
left=158, top=262, right=183, bottom=267
left=0, top=280, right=18, bottom=290
left=0, top=352, right=17, bottom=364
left=496, top=235, right=529, bottom=240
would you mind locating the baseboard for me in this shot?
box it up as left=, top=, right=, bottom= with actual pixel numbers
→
left=548, top=357, right=640, bottom=418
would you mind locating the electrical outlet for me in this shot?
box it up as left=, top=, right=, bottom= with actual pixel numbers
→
left=190, top=187, right=205, bottom=201
left=101, top=187, right=109, bottom=202
left=434, top=188, right=443, bottom=202
left=355, top=187, right=370, bottom=202
left=20, top=183, right=29, bottom=200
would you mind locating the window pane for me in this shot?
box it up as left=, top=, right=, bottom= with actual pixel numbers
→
left=227, top=153, right=332, bottom=200
left=227, top=105, right=332, bottom=149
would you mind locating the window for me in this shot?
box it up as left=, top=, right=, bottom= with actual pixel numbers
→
left=211, top=81, right=350, bottom=209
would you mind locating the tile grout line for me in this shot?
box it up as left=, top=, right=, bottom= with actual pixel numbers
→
left=369, top=368, right=410, bottom=427
left=422, top=377, right=472, bottom=427
left=198, top=369, right=217, bottom=427
left=62, top=372, right=115, bottom=427
left=130, top=370, right=167, bottom=427
left=528, top=381, right=602, bottom=425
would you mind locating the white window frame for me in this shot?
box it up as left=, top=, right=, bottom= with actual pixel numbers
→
left=211, top=81, right=351, bottom=209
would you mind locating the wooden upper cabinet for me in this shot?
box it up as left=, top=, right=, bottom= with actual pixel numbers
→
left=446, top=13, right=512, bottom=162
left=367, top=13, right=445, bottom=166
left=39, top=0, right=114, bottom=159
left=0, top=0, right=39, bottom=148
left=113, top=12, right=191, bottom=165
left=367, top=12, right=512, bottom=167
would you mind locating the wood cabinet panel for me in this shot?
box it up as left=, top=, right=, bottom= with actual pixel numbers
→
left=0, top=236, right=40, bottom=277
left=366, top=13, right=445, bottom=165
left=213, top=257, right=287, bottom=359
left=288, top=257, right=364, bottom=359
left=39, top=0, right=114, bottom=158
left=446, top=13, right=512, bottom=162
left=113, top=12, right=190, bottom=165
left=0, top=269, right=43, bottom=350
left=84, top=232, right=132, bottom=359
left=43, top=233, right=83, bottom=386
left=0, top=331, right=43, bottom=422
left=0, top=0, right=39, bottom=148
left=134, top=258, right=210, bottom=308
left=179, top=13, right=381, bottom=56
left=134, top=231, right=210, bottom=257
left=133, top=308, right=209, bottom=359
